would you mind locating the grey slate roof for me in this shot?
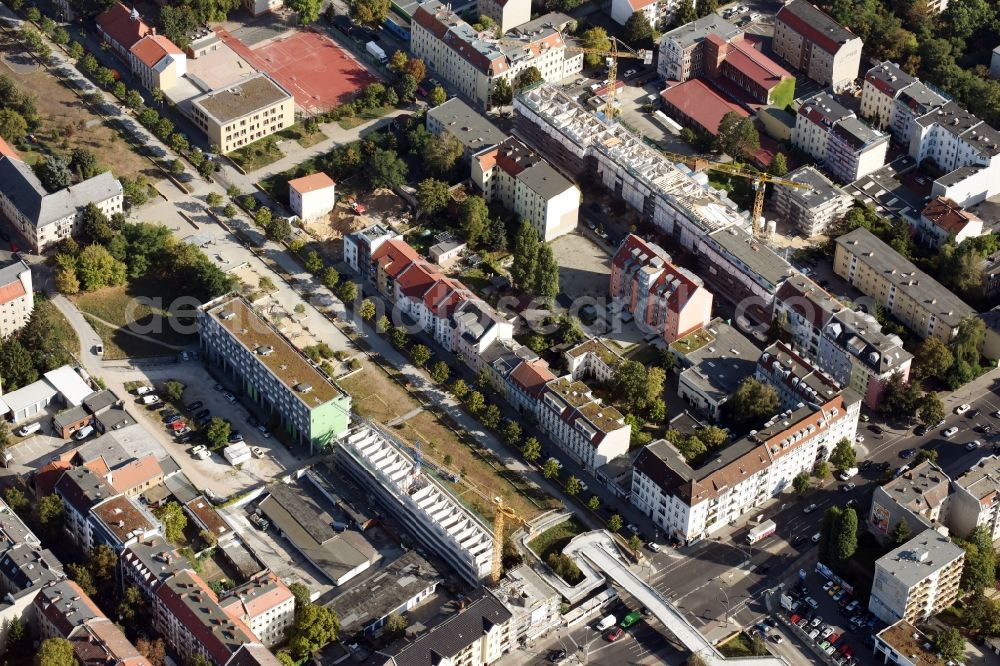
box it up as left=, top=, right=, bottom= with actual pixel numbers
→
left=782, top=165, right=850, bottom=207
left=426, top=98, right=507, bottom=154
left=875, top=528, right=964, bottom=588
left=661, top=13, right=741, bottom=49
left=0, top=259, right=30, bottom=287
left=518, top=161, right=575, bottom=200
left=0, top=157, right=121, bottom=229
left=833, top=117, right=888, bottom=149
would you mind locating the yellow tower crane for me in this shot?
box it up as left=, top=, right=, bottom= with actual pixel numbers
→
left=657, top=150, right=812, bottom=236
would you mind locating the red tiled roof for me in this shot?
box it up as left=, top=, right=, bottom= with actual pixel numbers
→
left=221, top=572, right=293, bottom=621
left=508, top=359, right=555, bottom=397
left=661, top=79, right=749, bottom=135
left=129, top=34, right=182, bottom=68
left=34, top=461, right=72, bottom=498
left=96, top=3, right=151, bottom=52
left=922, top=196, right=979, bottom=234
left=107, top=454, right=163, bottom=494
left=628, top=0, right=657, bottom=9
left=288, top=172, right=335, bottom=194
left=0, top=279, right=26, bottom=307
left=476, top=148, right=498, bottom=173
left=396, top=261, right=441, bottom=299
left=0, top=136, right=20, bottom=160
left=724, top=38, right=792, bottom=91
left=612, top=234, right=664, bottom=269
left=371, top=239, right=420, bottom=279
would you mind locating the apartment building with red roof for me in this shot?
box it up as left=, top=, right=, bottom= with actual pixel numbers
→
left=96, top=3, right=151, bottom=60
left=0, top=258, right=32, bottom=339
left=611, top=235, right=713, bottom=345
left=918, top=196, right=985, bottom=249
left=773, top=0, right=862, bottom=93
left=219, top=571, right=295, bottom=647
left=128, top=33, right=186, bottom=92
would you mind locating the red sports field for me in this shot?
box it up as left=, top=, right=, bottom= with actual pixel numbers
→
left=217, top=29, right=377, bottom=114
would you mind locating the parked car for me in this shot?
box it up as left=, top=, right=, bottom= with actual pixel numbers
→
left=224, top=392, right=237, bottom=403
left=966, top=440, right=981, bottom=451
left=229, top=431, right=244, bottom=443
left=900, top=447, right=918, bottom=458
left=165, top=415, right=183, bottom=425
left=196, top=415, right=212, bottom=427
left=73, top=425, right=94, bottom=441
left=627, top=523, right=640, bottom=535
left=213, top=383, right=224, bottom=391
left=915, top=424, right=928, bottom=436
left=605, top=627, right=624, bottom=642
left=16, top=422, right=41, bottom=437
left=174, top=427, right=191, bottom=436
left=136, top=386, right=153, bottom=395
left=956, top=403, right=971, bottom=415
left=169, top=421, right=187, bottom=431
left=258, top=424, right=271, bottom=438
left=943, top=427, right=959, bottom=438
left=195, top=409, right=210, bottom=419
left=186, top=401, right=203, bottom=411
left=803, top=503, right=818, bottom=514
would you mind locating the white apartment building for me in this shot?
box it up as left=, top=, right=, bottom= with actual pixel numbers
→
left=888, top=81, right=946, bottom=145
left=631, top=389, right=859, bottom=543
left=657, top=13, right=742, bottom=81
left=826, top=117, right=888, bottom=183
left=564, top=338, right=622, bottom=384
left=917, top=196, right=984, bottom=249
left=860, top=61, right=915, bottom=130
left=536, top=377, right=630, bottom=472
left=756, top=342, right=843, bottom=413
left=0, top=157, right=122, bottom=253
left=287, top=172, right=336, bottom=222
left=472, top=137, right=579, bottom=242
left=335, top=425, right=494, bottom=585
left=505, top=358, right=557, bottom=416
left=245, top=0, right=282, bottom=16
left=793, top=93, right=854, bottom=163
left=189, top=74, right=294, bottom=154
left=949, top=455, right=1000, bottom=541
left=411, top=0, right=582, bottom=109
left=0, top=259, right=32, bottom=339
left=610, top=0, right=668, bottom=28
left=343, top=223, right=401, bottom=279
left=219, top=571, right=295, bottom=648
left=773, top=0, right=862, bottom=92
left=869, top=528, right=964, bottom=625
left=128, top=34, right=186, bottom=93
left=909, top=101, right=1000, bottom=207
left=477, top=0, right=530, bottom=33
left=772, top=166, right=853, bottom=237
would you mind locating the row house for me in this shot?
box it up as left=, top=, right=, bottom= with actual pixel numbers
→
left=535, top=377, right=630, bottom=472
left=657, top=14, right=743, bottom=82
left=504, top=358, right=557, bottom=416
left=632, top=390, right=859, bottom=543
left=95, top=3, right=150, bottom=60
left=755, top=343, right=843, bottom=414
left=611, top=234, right=713, bottom=345
left=343, top=223, right=401, bottom=281
left=917, top=196, right=985, bottom=249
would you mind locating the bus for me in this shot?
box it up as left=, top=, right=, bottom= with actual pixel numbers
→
left=620, top=611, right=643, bottom=629
left=747, top=519, right=777, bottom=544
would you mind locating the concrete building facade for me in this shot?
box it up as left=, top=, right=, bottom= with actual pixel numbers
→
left=190, top=75, right=294, bottom=154
left=287, top=173, right=336, bottom=222
left=0, top=259, right=33, bottom=339
left=869, top=528, right=964, bottom=624
left=949, top=455, right=1000, bottom=541
left=771, top=166, right=853, bottom=237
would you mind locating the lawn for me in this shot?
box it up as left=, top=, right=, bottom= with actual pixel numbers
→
left=229, top=136, right=284, bottom=172
left=0, top=37, right=154, bottom=181
left=72, top=279, right=198, bottom=358
left=340, top=362, right=556, bottom=522
left=277, top=124, right=328, bottom=149
left=718, top=632, right=766, bottom=657
left=337, top=106, right=392, bottom=130
left=527, top=516, right=587, bottom=560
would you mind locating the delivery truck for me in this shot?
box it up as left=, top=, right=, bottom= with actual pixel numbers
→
left=366, top=41, right=387, bottom=64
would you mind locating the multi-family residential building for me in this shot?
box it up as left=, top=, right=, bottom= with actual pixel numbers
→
left=119, top=536, right=181, bottom=600
left=53, top=467, right=117, bottom=548
left=868, top=462, right=951, bottom=543
left=657, top=14, right=742, bottom=81
left=128, top=34, right=186, bottom=92
left=411, top=0, right=582, bottom=109
left=480, top=338, right=539, bottom=396
left=367, top=590, right=513, bottom=666
left=771, top=166, right=853, bottom=237
left=826, top=117, right=889, bottom=183
left=343, top=223, right=402, bottom=279
left=874, top=621, right=946, bottom=666
left=477, top=0, right=530, bottom=33
left=514, top=85, right=749, bottom=254
left=631, top=388, right=859, bottom=543
left=536, top=377, right=630, bottom=472
left=472, top=137, right=580, bottom=242
left=505, top=358, right=557, bottom=416
left=88, top=493, right=162, bottom=552
left=908, top=101, right=1000, bottom=207
left=917, top=196, right=984, bottom=248
left=190, top=74, right=294, bottom=154
left=772, top=273, right=843, bottom=359
left=860, top=61, right=916, bottom=130
left=0, top=157, right=123, bottom=253
left=773, top=0, right=863, bottom=92
left=564, top=338, right=622, bottom=384
left=834, top=227, right=987, bottom=344
left=611, top=0, right=664, bottom=27
left=219, top=571, right=295, bottom=648
left=699, top=225, right=790, bottom=321
left=154, top=569, right=259, bottom=666
left=336, top=425, right=494, bottom=585
left=494, top=565, right=561, bottom=645
left=949, top=455, right=1000, bottom=541
left=287, top=173, right=336, bottom=222
left=755, top=342, right=843, bottom=413
left=869, top=528, right=964, bottom=624
left=425, top=98, right=508, bottom=160
left=0, top=259, right=32, bottom=339
left=675, top=319, right=761, bottom=421
left=889, top=81, right=947, bottom=146
left=95, top=3, right=150, bottom=60
left=611, top=235, right=713, bottom=344
left=199, top=295, right=353, bottom=453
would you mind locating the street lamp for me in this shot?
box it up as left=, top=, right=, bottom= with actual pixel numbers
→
left=718, top=586, right=731, bottom=629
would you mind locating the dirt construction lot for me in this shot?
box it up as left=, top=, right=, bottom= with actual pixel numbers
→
left=0, top=43, right=153, bottom=180
left=551, top=231, right=612, bottom=302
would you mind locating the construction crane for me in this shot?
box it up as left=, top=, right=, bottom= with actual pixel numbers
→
left=657, top=150, right=812, bottom=236
left=492, top=35, right=650, bottom=118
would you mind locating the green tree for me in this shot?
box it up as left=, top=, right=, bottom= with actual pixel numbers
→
left=814, top=461, right=831, bottom=479
left=255, top=206, right=272, bottom=227
left=792, top=472, right=810, bottom=494
left=768, top=152, right=788, bottom=177
left=427, top=360, right=449, bottom=384
left=451, top=378, right=469, bottom=399
left=914, top=337, right=953, bottom=379
left=716, top=112, right=760, bottom=161
left=417, top=178, right=450, bottom=217
left=36, top=154, right=72, bottom=191
left=383, top=612, right=408, bottom=638
left=391, top=326, right=409, bottom=349
left=522, top=436, right=541, bottom=462
left=959, top=526, right=996, bottom=594
left=266, top=217, right=292, bottom=242
left=3, top=488, right=29, bottom=517
left=0, top=108, right=28, bottom=143
left=429, top=85, right=447, bottom=106
left=289, top=582, right=311, bottom=609
left=304, top=250, right=324, bottom=274
left=117, top=585, right=145, bottom=623
left=502, top=419, right=522, bottom=445
left=607, top=514, right=623, bottom=533
left=162, top=380, right=185, bottom=403
left=491, top=77, right=513, bottom=106
left=337, top=280, right=358, bottom=304
left=587, top=495, right=600, bottom=511
left=834, top=507, right=858, bottom=563
left=77, top=244, right=127, bottom=290
left=411, top=344, right=431, bottom=368
left=934, top=627, right=965, bottom=663
left=511, top=220, right=539, bottom=290
left=565, top=476, right=582, bottom=496
left=459, top=195, right=490, bottom=247
left=286, top=0, right=322, bottom=23
left=628, top=534, right=644, bottom=553
left=615, top=361, right=650, bottom=411
left=205, top=417, right=231, bottom=450
left=828, top=438, right=856, bottom=470
left=69, top=41, right=85, bottom=60
left=67, top=563, right=96, bottom=596
left=466, top=390, right=485, bottom=414
left=918, top=392, right=945, bottom=426
left=481, top=404, right=501, bottom=428
left=124, top=89, right=143, bottom=110
left=624, top=11, right=653, bottom=43
left=889, top=518, right=911, bottom=546
left=359, top=299, right=376, bottom=321
left=674, top=0, right=696, bottom=24
left=648, top=398, right=667, bottom=423
left=515, top=66, right=542, bottom=90
left=368, top=149, right=408, bottom=189
left=580, top=27, right=611, bottom=67
left=965, top=593, right=1000, bottom=637
left=531, top=243, right=560, bottom=304
left=38, top=494, right=64, bottom=536
left=724, top=378, right=779, bottom=429
left=542, top=458, right=561, bottom=478
left=351, top=0, right=390, bottom=27
left=36, top=638, right=75, bottom=666
left=321, top=267, right=340, bottom=290
left=817, top=506, right=841, bottom=565
left=206, top=192, right=224, bottom=207
left=154, top=501, right=188, bottom=543
left=915, top=448, right=938, bottom=464
left=288, top=603, right=339, bottom=658
left=880, top=371, right=920, bottom=418
left=423, top=132, right=463, bottom=177
left=223, top=203, right=237, bottom=218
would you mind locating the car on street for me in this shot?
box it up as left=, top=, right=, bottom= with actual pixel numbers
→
left=956, top=403, right=971, bottom=415
left=994, top=410, right=1000, bottom=419
left=229, top=431, right=244, bottom=443
left=900, top=447, right=918, bottom=458
left=770, top=634, right=783, bottom=644
left=548, top=649, right=567, bottom=663
left=646, top=542, right=661, bottom=552
left=136, top=386, right=153, bottom=395
left=840, top=482, right=856, bottom=492
left=854, top=434, right=864, bottom=443
left=196, top=415, right=212, bottom=427
left=971, top=408, right=982, bottom=417
left=943, top=427, right=959, bottom=438
left=190, top=445, right=207, bottom=455
left=224, top=392, right=237, bottom=403
left=833, top=590, right=845, bottom=602
left=605, top=627, right=624, bottom=642
left=627, top=523, right=640, bottom=535
left=977, top=423, right=992, bottom=434
left=803, top=503, right=818, bottom=513
left=213, top=383, right=224, bottom=391
left=195, top=409, right=210, bottom=419
left=966, top=440, right=982, bottom=451
left=258, top=424, right=271, bottom=438
left=870, top=424, right=884, bottom=434
left=186, top=401, right=203, bottom=411
left=805, top=596, right=819, bottom=609
left=822, top=581, right=834, bottom=592
left=915, top=424, right=928, bottom=436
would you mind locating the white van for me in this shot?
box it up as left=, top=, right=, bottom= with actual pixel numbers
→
left=596, top=615, right=617, bottom=632
left=73, top=425, right=95, bottom=441
left=136, top=386, right=153, bottom=395
left=16, top=422, right=41, bottom=437
left=141, top=394, right=160, bottom=405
